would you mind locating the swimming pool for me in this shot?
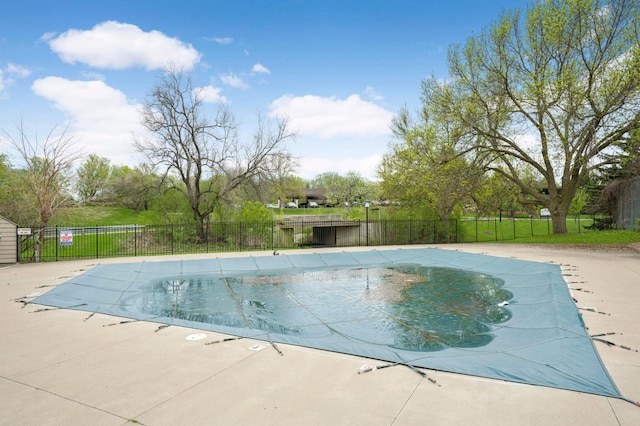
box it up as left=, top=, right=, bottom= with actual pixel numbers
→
left=136, top=265, right=512, bottom=351
left=33, top=247, right=621, bottom=398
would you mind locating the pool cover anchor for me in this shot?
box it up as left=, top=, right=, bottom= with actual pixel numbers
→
left=30, top=303, right=87, bottom=313
left=12, top=298, right=30, bottom=308
left=154, top=324, right=170, bottom=332
left=592, top=334, right=639, bottom=353
left=103, top=319, right=139, bottom=327
left=268, top=335, right=284, bottom=356
left=365, top=362, right=440, bottom=386
left=580, top=307, right=610, bottom=316
left=205, top=336, right=244, bottom=345
left=11, top=292, right=42, bottom=308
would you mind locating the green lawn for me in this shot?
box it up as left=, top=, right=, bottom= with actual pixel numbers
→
left=500, top=229, right=640, bottom=245
left=50, top=207, right=164, bottom=226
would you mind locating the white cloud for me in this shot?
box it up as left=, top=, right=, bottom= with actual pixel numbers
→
left=220, top=72, right=249, bottom=89
left=363, top=86, right=383, bottom=101
left=31, top=76, right=146, bottom=165
left=40, top=32, right=57, bottom=42
left=252, top=63, right=270, bottom=74
left=210, top=37, right=234, bottom=45
left=80, top=71, right=106, bottom=81
left=195, top=85, right=228, bottom=104
left=6, top=63, right=31, bottom=78
left=47, top=21, right=201, bottom=70
left=268, top=94, right=394, bottom=139
left=0, top=63, right=31, bottom=94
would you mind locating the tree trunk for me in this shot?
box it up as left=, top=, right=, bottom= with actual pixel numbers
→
left=36, top=227, right=46, bottom=262
left=195, top=218, right=208, bottom=244
left=549, top=197, right=571, bottom=234
left=192, top=208, right=208, bottom=244
left=551, top=211, right=568, bottom=234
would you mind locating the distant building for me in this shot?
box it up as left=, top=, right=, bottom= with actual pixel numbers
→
left=303, top=188, right=328, bottom=205
left=0, top=215, right=17, bottom=264
left=284, top=188, right=328, bottom=207
left=614, top=177, right=640, bottom=230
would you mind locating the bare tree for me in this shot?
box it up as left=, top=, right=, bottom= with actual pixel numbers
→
left=135, top=68, right=295, bottom=242
left=2, top=122, right=79, bottom=259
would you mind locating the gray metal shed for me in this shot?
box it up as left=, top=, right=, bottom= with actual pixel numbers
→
left=0, top=215, right=17, bottom=264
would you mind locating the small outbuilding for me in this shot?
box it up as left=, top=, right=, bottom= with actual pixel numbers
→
left=0, top=215, right=17, bottom=264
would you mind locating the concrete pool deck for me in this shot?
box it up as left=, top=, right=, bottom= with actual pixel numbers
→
left=1, top=244, right=639, bottom=425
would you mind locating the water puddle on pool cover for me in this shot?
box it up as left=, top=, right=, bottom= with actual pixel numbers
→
left=136, top=265, right=513, bottom=352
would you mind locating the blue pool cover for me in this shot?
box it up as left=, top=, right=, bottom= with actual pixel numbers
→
left=33, top=248, right=621, bottom=398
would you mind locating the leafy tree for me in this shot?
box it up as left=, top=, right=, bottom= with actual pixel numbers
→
left=148, top=176, right=192, bottom=223
left=76, top=154, right=110, bottom=203
left=135, top=68, right=294, bottom=242
left=382, top=89, right=484, bottom=222
left=438, top=0, right=640, bottom=234
left=568, top=187, right=588, bottom=220
left=473, top=172, right=524, bottom=218
left=0, top=155, right=39, bottom=224
left=380, top=134, right=481, bottom=222
left=104, top=164, right=161, bottom=212
left=239, top=200, right=272, bottom=222
left=0, top=154, right=11, bottom=213
left=312, top=171, right=376, bottom=215
left=0, top=154, right=8, bottom=180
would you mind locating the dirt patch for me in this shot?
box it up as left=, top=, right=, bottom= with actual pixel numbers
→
left=124, top=232, right=156, bottom=250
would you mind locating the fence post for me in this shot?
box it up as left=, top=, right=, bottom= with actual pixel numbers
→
left=513, top=217, right=516, bottom=240
left=530, top=216, right=534, bottom=237
left=383, top=219, right=386, bottom=245
left=547, top=216, right=550, bottom=235
left=55, top=226, right=59, bottom=261
left=432, top=219, right=436, bottom=243
left=475, top=217, right=478, bottom=242
left=455, top=219, right=458, bottom=242
left=409, top=219, right=412, bottom=244
left=96, top=225, right=99, bottom=259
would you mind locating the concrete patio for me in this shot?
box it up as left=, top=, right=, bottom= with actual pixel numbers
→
left=1, top=244, right=639, bottom=425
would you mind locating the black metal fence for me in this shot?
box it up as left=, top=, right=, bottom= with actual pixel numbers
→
left=16, top=216, right=594, bottom=263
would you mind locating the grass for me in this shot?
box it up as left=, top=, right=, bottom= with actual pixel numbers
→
left=50, top=206, right=163, bottom=226
left=275, top=206, right=351, bottom=217
left=500, top=230, right=640, bottom=245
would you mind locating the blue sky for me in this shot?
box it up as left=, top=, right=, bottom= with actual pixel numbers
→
left=0, top=0, right=531, bottom=180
